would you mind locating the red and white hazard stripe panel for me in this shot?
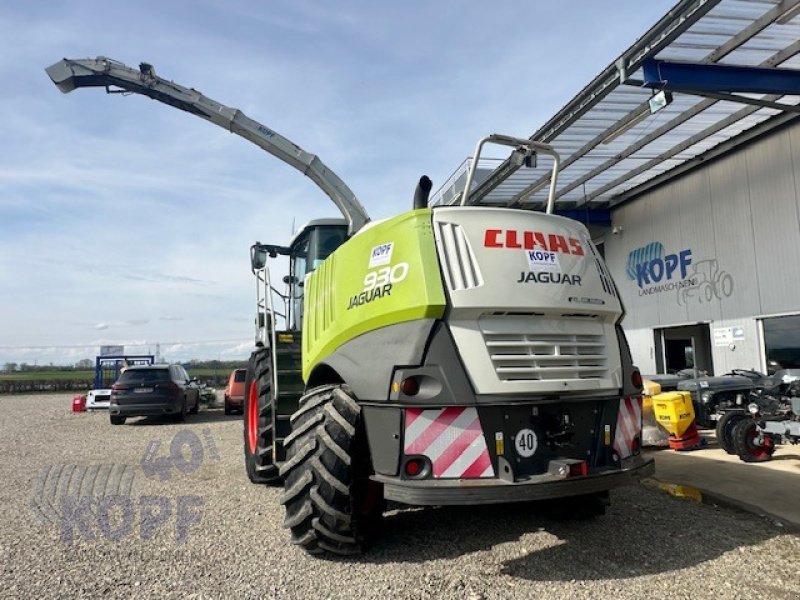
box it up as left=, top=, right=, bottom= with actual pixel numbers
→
left=613, top=396, right=642, bottom=459
left=404, top=407, right=495, bottom=479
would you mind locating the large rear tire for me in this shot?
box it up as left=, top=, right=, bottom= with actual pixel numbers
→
left=243, top=347, right=280, bottom=484
left=280, top=384, right=384, bottom=556
left=715, top=411, right=746, bottom=455
left=732, top=419, right=776, bottom=463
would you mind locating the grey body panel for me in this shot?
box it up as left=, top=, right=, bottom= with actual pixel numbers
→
left=390, top=321, right=632, bottom=405
left=376, top=455, right=654, bottom=506
left=761, top=419, right=800, bottom=437
left=432, top=207, right=624, bottom=396
left=318, top=318, right=436, bottom=401
left=362, top=406, right=403, bottom=476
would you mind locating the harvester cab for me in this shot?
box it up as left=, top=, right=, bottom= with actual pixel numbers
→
left=47, top=56, right=655, bottom=557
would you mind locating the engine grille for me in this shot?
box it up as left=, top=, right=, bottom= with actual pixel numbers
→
left=480, top=316, right=609, bottom=382
left=434, top=221, right=483, bottom=291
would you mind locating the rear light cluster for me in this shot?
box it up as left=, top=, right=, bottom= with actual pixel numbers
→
left=402, top=456, right=431, bottom=479
left=568, top=461, right=588, bottom=477
left=631, top=369, right=643, bottom=389
left=400, top=378, right=419, bottom=396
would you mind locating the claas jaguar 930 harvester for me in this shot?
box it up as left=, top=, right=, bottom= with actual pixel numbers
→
left=47, top=57, right=654, bottom=556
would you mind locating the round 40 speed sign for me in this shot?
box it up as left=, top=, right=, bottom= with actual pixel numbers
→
left=514, top=428, right=538, bottom=457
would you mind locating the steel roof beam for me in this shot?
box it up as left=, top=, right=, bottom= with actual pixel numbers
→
left=578, top=92, right=791, bottom=205
left=605, top=109, right=800, bottom=207
left=533, top=0, right=720, bottom=144
left=466, top=0, right=719, bottom=207
left=642, top=58, right=800, bottom=95
left=510, top=0, right=800, bottom=208
left=568, top=38, right=800, bottom=206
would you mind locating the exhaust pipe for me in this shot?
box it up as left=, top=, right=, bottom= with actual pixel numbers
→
left=413, top=176, right=432, bottom=210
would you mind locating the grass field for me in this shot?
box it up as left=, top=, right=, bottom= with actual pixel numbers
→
left=0, top=365, right=244, bottom=384
left=0, top=371, right=92, bottom=381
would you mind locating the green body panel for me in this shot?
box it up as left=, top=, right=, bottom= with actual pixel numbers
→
left=302, top=209, right=446, bottom=380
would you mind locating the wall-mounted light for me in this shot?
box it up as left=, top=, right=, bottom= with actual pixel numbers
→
left=648, top=89, right=673, bottom=114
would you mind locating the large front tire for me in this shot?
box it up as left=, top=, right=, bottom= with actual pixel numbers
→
left=243, top=347, right=280, bottom=484
left=280, top=384, right=383, bottom=556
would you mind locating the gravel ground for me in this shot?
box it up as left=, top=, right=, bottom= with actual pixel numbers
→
left=1, top=393, right=798, bottom=600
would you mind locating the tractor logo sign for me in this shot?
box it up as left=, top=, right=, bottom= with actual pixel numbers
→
left=626, top=242, right=733, bottom=304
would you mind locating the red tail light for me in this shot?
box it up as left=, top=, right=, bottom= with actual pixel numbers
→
left=111, top=383, right=130, bottom=391
left=405, top=459, right=423, bottom=476
left=403, top=457, right=430, bottom=478
left=401, top=378, right=419, bottom=396
left=568, top=461, right=588, bottom=477
left=631, top=370, right=643, bottom=388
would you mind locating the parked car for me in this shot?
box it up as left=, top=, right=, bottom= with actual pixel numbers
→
left=224, top=368, right=247, bottom=415
left=109, top=364, right=200, bottom=425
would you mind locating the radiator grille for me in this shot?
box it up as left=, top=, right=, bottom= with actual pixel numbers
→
left=481, top=321, right=609, bottom=382
left=434, top=222, right=483, bottom=291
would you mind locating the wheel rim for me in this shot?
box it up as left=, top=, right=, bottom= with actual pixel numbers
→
left=742, top=422, right=773, bottom=459
left=247, top=380, right=259, bottom=454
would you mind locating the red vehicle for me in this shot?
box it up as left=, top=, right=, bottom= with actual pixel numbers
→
left=224, top=369, right=247, bottom=415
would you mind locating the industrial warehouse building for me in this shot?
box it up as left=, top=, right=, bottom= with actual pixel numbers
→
left=603, top=118, right=800, bottom=376
left=434, top=0, right=800, bottom=377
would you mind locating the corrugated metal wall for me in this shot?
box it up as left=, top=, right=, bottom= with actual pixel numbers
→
left=605, top=119, right=800, bottom=374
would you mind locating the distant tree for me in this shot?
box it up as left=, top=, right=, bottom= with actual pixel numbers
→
left=3, top=362, right=17, bottom=373
left=75, top=359, right=93, bottom=370
left=19, top=363, right=31, bottom=371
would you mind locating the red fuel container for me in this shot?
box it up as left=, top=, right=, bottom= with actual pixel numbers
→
left=72, top=395, right=86, bottom=412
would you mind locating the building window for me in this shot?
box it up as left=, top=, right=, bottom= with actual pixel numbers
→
left=762, top=314, right=800, bottom=374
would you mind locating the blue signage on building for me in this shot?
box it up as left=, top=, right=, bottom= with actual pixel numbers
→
left=627, top=242, right=693, bottom=289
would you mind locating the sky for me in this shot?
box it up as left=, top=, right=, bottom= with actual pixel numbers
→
left=0, top=0, right=675, bottom=367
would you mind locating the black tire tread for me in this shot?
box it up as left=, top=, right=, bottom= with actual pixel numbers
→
left=280, top=384, right=381, bottom=556
left=715, top=411, right=745, bottom=455
left=243, top=347, right=281, bottom=484
left=732, top=418, right=775, bottom=463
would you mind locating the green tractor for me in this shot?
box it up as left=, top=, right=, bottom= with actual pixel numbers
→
left=48, top=57, right=654, bottom=556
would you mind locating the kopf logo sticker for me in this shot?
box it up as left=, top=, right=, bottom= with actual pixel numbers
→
left=369, top=242, right=393, bottom=268
left=525, top=249, right=560, bottom=273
